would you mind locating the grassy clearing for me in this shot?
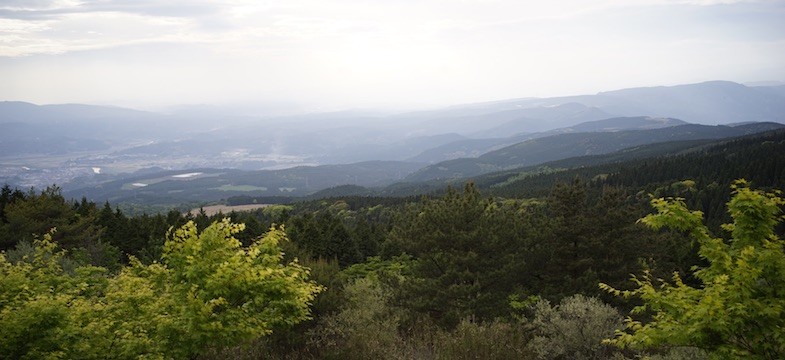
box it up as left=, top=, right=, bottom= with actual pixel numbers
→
left=192, top=204, right=271, bottom=216
left=215, top=185, right=268, bottom=192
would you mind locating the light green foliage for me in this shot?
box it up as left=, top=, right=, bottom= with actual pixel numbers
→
left=309, top=255, right=414, bottom=359
left=340, top=255, right=414, bottom=282
left=0, top=231, right=109, bottom=359
left=0, top=219, right=322, bottom=359
left=262, top=204, right=293, bottom=219
left=311, top=276, right=403, bottom=360
left=309, top=260, right=533, bottom=360
left=527, top=294, right=622, bottom=360
left=432, top=319, right=532, bottom=360
left=642, top=347, right=708, bottom=360
left=601, top=180, right=785, bottom=359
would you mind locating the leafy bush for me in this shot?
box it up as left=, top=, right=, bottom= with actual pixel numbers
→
left=0, top=219, right=322, bottom=359
left=602, top=180, right=785, bottom=359
left=432, top=319, right=533, bottom=360
left=527, top=294, right=623, bottom=360
left=310, top=277, right=403, bottom=359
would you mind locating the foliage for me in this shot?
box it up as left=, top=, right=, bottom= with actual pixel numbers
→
left=385, top=182, right=528, bottom=326
left=484, top=129, right=785, bottom=215
left=526, top=294, right=623, bottom=360
left=340, top=255, right=414, bottom=282
left=286, top=212, right=361, bottom=266
left=601, top=180, right=785, bottom=359
left=310, top=276, right=403, bottom=360
left=431, top=319, right=533, bottom=360
left=0, top=219, right=322, bottom=359
left=0, top=186, right=117, bottom=268
left=307, top=267, right=533, bottom=360
left=0, top=231, right=108, bottom=359
left=524, top=179, right=682, bottom=302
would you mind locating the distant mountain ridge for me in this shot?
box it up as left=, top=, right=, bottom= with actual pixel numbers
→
left=481, top=128, right=785, bottom=199
left=466, top=102, right=615, bottom=137
left=421, top=81, right=785, bottom=126
left=592, top=81, right=785, bottom=124
left=407, top=116, right=688, bottom=164
left=404, top=122, right=785, bottom=182
left=320, top=128, right=785, bottom=200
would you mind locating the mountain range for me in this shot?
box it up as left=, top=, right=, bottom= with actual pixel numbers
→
left=2, top=80, right=785, bottom=206
left=404, top=122, right=784, bottom=182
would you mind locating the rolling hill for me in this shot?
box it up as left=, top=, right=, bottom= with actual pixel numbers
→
left=404, top=122, right=785, bottom=182
left=407, top=116, right=687, bottom=164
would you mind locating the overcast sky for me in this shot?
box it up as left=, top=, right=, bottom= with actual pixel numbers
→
left=1, top=0, right=784, bottom=112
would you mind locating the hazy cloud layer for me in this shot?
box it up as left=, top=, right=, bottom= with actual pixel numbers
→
left=1, top=0, right=783, bottom=110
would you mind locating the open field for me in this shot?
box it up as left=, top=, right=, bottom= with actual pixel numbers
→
left=192, top=204, right=271, bottom=216
left=214, top=184, right=268, bottom=191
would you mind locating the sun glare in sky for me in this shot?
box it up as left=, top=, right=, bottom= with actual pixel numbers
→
left=1, top=0, right=783, bottom=111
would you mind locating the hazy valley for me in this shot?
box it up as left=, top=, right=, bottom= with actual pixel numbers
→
left=2, top=80, right=784, bottom=209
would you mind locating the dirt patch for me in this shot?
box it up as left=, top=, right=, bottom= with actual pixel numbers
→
left=193, top=204, right=271, bottom=216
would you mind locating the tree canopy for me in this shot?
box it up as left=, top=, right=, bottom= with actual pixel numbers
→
left=0, top=219, right=322, bottom=359
left=602, top=180, right=785, bottom=359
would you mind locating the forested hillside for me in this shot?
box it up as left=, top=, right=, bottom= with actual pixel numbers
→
left=406, top=122, right=784, bottom=181
left=3, top=128, right=784, bottom=358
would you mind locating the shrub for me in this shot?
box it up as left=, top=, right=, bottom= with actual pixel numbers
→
left=527, top=294, right=623, bottom=360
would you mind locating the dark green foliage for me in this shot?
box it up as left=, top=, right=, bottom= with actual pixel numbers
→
left=386, top=183, right=528, bottom=326
left=283, top=198, right=402, bottom=266
left=286, top=212, right=361, bottom=266
left=407, top=123, right=783, bottom=182
left=0, top=185, right=26, bottom=225
left=489, top=130, right=785, bottom=217
left=430, top=319, right=533, bottom=360
left=510, top=178, right=691, bottom=303
left=0, top=186, right=121, bottom=269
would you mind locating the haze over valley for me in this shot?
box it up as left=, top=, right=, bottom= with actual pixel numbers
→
left=1, top=80, right=784, bottom=207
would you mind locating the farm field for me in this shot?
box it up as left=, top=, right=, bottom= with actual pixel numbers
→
left=192, top=203, right=271, bottom=216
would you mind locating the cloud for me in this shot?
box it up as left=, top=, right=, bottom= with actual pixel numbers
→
left=0, top=0, right=222, bottom=19
left=1, top=0, right=782, bottom=109
left=0, top=11, right=198, bottom=56
left=1, top=0, right=775, bottom=57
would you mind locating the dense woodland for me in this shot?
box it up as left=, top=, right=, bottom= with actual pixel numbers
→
left=2, top=132, right=785, bottom=359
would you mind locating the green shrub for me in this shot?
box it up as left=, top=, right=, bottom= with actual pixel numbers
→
left=0, top=220, right=322, bottom=359
left=603, top=180, right=785, bottom=359
left=432, top=319, right=533, bottom=359
left=527, top=294, right=622, bottom=360
left=309, top=277, right=403, bottom=359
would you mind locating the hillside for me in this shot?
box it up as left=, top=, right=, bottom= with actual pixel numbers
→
left=404, top=122, right=784, bottom=182
left=407, top=116, right=686, bottom=164
left=462, top=81, right=785, bottom=125
left=482, top=129, right=785, bottom=228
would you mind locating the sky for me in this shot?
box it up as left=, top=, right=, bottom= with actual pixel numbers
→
left=1, top=0, right=784, bottom=112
